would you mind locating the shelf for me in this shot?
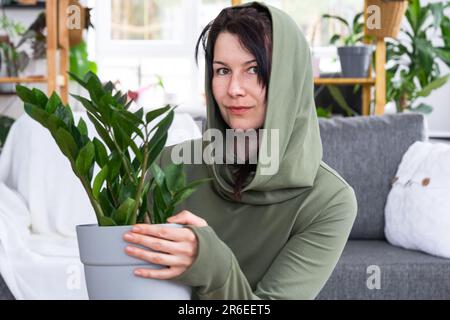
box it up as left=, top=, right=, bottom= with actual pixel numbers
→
left=0, top=77, right=48, bottom=83
left=0, top=1, right=69, bottom=103
left=314, top=78, right=375, bottom=85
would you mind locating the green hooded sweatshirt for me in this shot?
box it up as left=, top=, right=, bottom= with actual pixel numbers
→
left=155, top=1, right=358, bottom=300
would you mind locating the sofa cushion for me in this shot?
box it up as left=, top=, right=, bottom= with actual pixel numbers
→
left=316, top=240, right=450, bottom=299
left=318, top=113, right=426, bottom=239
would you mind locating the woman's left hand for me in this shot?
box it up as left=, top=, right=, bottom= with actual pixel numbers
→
left=123, top=210, right=208, bottom=280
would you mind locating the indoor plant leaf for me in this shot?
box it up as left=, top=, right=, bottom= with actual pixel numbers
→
left=93, top=137, right=109, bottom=167
left=75, top=141, right=95, bottom=176
left=111, top=198, right=136, bottom=225
left=93, top=165, right=109, bottom=200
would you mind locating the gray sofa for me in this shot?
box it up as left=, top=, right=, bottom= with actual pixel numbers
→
left=1, top=112, right=449, bottom=299
left=316, top=112, right=450, bottom=299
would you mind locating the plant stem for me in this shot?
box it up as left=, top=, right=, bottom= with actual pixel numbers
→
left=79, top=175, right=104, bottom=223
left=107, top=182, right=118, bottom=207
left=132, top=126, right=150, bottom=223
left=107, top=126, right=137, bottom=184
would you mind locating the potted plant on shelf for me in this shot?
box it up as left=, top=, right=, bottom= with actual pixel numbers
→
left=15, top=71, right=211, bottom=300
left=0, top=14, right=29, bottom=91
left=386, top=0, right=450, bottom=113
left=322, top=11, right=374, bottom=77
left=17, top=12, right=47, bottom=77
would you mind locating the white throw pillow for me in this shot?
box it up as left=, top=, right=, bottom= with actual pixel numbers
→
left=385, top=141, right=450, bottom=259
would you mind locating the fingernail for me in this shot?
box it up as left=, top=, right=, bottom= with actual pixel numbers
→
left=124, top=233, right=134, bottom=240
left=134, top=270, right=142, bottom=276
left=132, top=226, right=141, bottom=232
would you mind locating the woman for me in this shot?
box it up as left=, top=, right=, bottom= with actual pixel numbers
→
left=123, top=1, right=357, bottom=300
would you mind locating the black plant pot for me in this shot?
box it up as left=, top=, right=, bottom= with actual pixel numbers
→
left=337, top=45, right=372, bottom=78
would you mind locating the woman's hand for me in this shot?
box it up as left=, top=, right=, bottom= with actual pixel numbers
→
left=123, top=210, right=208, bottom=280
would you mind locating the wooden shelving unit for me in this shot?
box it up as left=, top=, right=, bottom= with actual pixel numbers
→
left=0, top=0, right=69, bottom=103
left=314, top=78, right=376, bottom=85
left=317, top=0, right=387, bottom=116
left=0, top=77, right=47, bottom=83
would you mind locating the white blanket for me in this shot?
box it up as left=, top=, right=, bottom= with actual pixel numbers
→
left=0, top=111, right=202, bottom=299
left=385, top=141, right=450, bottom=259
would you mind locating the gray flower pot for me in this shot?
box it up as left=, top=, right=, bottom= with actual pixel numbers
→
left=76, top=223, right=192, bottom=300
left=337, top=45, right=373, bottom=78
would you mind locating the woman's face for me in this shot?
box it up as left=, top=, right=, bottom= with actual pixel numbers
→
left=212, top=32, right=267, bottom=131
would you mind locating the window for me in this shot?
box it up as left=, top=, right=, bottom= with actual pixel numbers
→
left=92, top=0, right=215, bottom=117
left=110, top=0, right=185, bottom=41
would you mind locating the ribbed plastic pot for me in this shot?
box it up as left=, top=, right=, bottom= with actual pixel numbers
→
left=337, top=45, right=372, bottom=78
left=76, top=223, right=192, bottom=300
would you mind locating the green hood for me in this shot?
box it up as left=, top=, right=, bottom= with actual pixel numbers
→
left=203, top=1, right=323, bottom=205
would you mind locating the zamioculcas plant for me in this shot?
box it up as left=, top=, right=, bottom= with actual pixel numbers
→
left=16, top=71, right=209, bottom=300
left=15, top=71, right=211, bottom=227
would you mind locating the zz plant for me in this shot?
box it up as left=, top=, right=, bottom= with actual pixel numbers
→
left=16, top=71, right=210, bottom=226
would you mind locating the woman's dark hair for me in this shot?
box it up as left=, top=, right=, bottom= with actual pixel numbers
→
left=194, top=3, right=273, bottom=201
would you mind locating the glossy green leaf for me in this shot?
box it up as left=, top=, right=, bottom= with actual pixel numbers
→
left=171, top=178, right=212, bottom=207
left=98, top=189, right=115, bottom=217
left=416, top=74, right=450, bottom=97
left=77, top=118, right=88, bottom=136
left=86, top=112, right=115, bottom=151
left=322, top=14, right=349, bottom=28
left=45, top=92, right=62, bottom=114
left=93, top=137, right=108, bottom=167
left=32, top=88, right=48, bottom=108
left=111, top=198, right=136, bottom=225
left=149, top=109, right=174, bottom=138
left=24, top=103, right=50, bottom=128
left=147, top=133, right=168, bottom=169
left=15, top=85, right=35, bottom=105
left=98, top=216, right=117, bottom=226
left=134, top=108, right=144, bottom=122
left=71, top=94, right=100, bottom=117
left=53, top=127, right=79, bottom=161
left=54, top=104, right=74, bottom=128
left=103, top=81, right=114, bottom=95
left=164, top=163, right=185, bottom=193
left=75, top=141, right=95, bottom=176
left=150, top=163, right=165, bottom=187
left=93, top=165, right=109, bottom=200
left=85, top=72, right=105, bottom=105
left=67, top=71, right=86, bottom=89
left=106, top=153, right=122, bottom=183
left=327, top=85, right=359, bottom=117
left=118, top=184, right=136, bottom=205
left=145, top=105, right=171, bottom=124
